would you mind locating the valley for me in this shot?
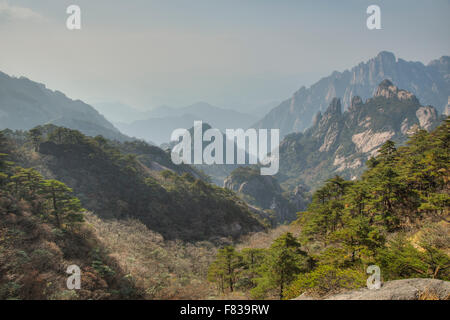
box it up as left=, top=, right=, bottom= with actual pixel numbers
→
left=0, top=51, right=449, bottom=301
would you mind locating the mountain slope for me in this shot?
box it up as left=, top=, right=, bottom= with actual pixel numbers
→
left=161, top=122, right=253, bottom=186
left=3, top=125, right=264, bottom=241
left=231, top=119, right=449, bottom=300
left=277, top=80, right=442, bottom=190
left=224, top=167, right=309, bottom=224
left=0, top=71, right=130, bottom=142
left=255, top=52, right=449, bottom=136
left=0, top=132, right=140, bottom=299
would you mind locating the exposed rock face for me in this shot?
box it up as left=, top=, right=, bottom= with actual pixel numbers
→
left=277, top=80, right=443, bottom=190
left=224, top=167, right=300, bottom=224
left=352, top=129, right=395, bottom=155
left=374, top=79, right=417, bottom=102
left=416, top=106, right=438, bottom=130
left=254, top=52, right=450, bottom=137
left=288, top=184, right=310, bottom=213
left=294, top=279, right=450, bottom=300
left=443, top=97, right=450, bottom=116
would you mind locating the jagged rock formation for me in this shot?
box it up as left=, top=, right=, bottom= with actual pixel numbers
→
left=277, top=80, right=443, bottom=190
left=254, top=52, right=449, bottom=136
left=223, top=167, right=310, bottom=224
left=294, top=279, right=450, bottom=300
left=224, top=167, right=299, bottom=224
left=0, top=71, right=130, bottom=142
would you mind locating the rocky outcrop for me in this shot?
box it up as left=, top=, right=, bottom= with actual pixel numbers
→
left=277, top=80, right=443, bottom=190
left=294, top=278, right=450, bottom=300
left=374, top=79, right=417, bottom=102
left=351, top=129, right=395, bottom=155
left=224, top=167, right=299, bottom=223
left=254, top=52, right=449, bottom=137
left=288, top=184, right=310, bottom=212
left=416, top=106, right=438, bottom=130
left=444, top=97, right=450, bottom=116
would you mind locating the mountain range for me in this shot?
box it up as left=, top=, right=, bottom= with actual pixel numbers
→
left=114, top=102, right=258, bottom=145
left=0, top=72, right=129, bottom=142
left=254, top=51, right=449, bottom=137
left=276, top=79, right=443, bottom=190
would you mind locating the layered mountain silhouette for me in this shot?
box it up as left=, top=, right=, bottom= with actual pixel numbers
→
left=161, top=122, right=252, bottom=186
left=115, top=102, right=258, bottom=145
left=254, top=52, right=449, bottom=137
left=276, top=80, right=443, bottom=190
left=0, top=71, right=130, bottom=141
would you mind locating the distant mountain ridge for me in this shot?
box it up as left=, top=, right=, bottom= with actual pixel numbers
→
left=277, top=80, right=443, bottom=190
left=116, top=102, right=258, bottom=145
left=0, top=71, right=130, bottom=141
left=254, top=52, right=449, bottom=136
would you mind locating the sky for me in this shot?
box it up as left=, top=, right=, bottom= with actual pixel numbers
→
left=0, top=0, right=449, bottom=112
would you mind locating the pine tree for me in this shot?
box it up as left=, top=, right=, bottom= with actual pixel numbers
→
left=256, top=233, right=310, bottom=299
left=207, top=246, right=242, bottom=293
left=39, top=179, right=84, bottom=228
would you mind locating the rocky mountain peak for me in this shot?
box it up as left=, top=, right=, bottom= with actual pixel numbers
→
left=375, top=51, right=397, bottom=64
left=349, top=96, right=363, bottom=111
left=428, top=55, right=450, bottom=72
left=278, top=79, right=442, bottom=191
left=312, top=111, right=322, bottom=127
left=254, top=52, right=449, bottom=137
left=374, top=79, right=417, bottom=102
left=325, top=98, right=342, bottom=115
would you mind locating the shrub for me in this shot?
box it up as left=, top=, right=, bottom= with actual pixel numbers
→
left=284, top=265, right=366, bottom=299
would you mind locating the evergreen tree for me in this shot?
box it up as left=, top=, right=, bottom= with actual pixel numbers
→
left=208, top=246, right=242, bottom=293
left=40, top=179, right=84, bottom=228
left=254, top=233, right=310, bottom=299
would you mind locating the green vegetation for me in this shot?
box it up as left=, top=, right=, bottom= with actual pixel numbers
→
left=208, top=119, right=450, bottom=299
left=208, top=246, right=242, bottom=293
left=4, top=124, right=264, bottom=241
left=251, top=233, right=311, bottom=299
left=1, top=117, right=448, bottom=300
left=0, top=131, right=139, bottom=299
left=224, top=167, right=303, bottom=225
left=277, top=90, right=442, bottom=191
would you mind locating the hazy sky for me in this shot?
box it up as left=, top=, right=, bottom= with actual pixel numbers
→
left=0, top=0, right=449, bottom=112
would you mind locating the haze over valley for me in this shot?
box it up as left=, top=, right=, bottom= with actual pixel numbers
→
left=0, top=1, right=449, bottom=302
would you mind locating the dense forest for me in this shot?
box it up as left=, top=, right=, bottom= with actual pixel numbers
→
left=207, top=119, right=450, bottom=299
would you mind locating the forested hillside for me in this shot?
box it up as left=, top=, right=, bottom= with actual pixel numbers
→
left=1, top=125, right=264, bottom=241
left=207, top=119, right=450, bottom=299
left=0, top=131, right=141, bottom=299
